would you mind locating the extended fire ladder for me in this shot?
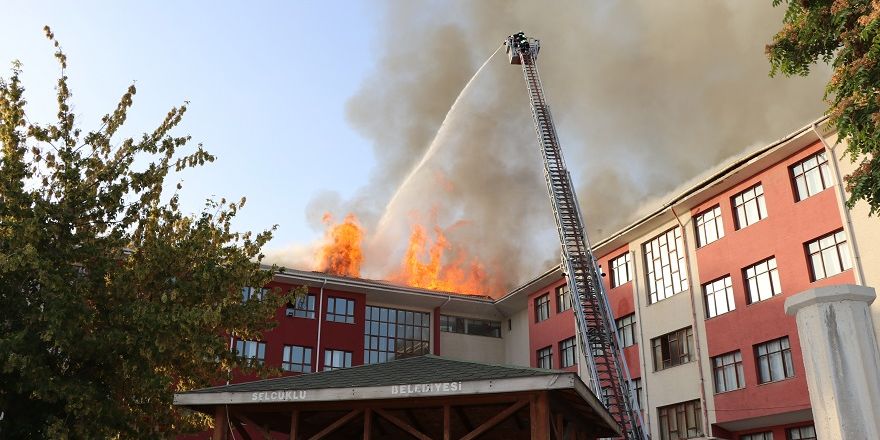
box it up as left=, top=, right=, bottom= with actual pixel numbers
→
left=505, top=32, right=647, bottom=440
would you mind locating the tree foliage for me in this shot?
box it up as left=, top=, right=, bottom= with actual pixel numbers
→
left=768, top=0, right=880, bottom=214
left=0, top=27, right=294, bottom=438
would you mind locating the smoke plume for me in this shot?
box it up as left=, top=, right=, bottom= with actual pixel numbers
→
left=270, top=1, right=829, bottom=294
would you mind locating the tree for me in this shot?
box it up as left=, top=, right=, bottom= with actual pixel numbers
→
left=767, top=0, right=880, bottom=214
left=0, top=27, right=294, bottom=438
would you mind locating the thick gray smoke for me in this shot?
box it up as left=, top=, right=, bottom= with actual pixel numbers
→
left=271, top=1, right=829, bottom=293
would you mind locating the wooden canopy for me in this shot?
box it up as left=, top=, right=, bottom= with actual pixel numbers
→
left=174, top=355, right=621, bottom=440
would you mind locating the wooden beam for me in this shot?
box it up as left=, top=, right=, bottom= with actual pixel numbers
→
left=234, top=413, right=270, bottom=440
left=552, top=413, right=563, bottom=440
left=231, top=418, right=254, bottom=440
left=404, top=409, right=426, bottom=434
left=290, top=410, right=299, bottom=440
left=512, top=409, right=525, bottom=431
left=307, top=409, right=362, bottom=440
left=213, top=406, right=228, bottom=440
left=363, top=408, right=372, bottom=440
left=374, top=408, right=432, bottom=440
left=530, top=392, right=550, bottom=440
left=455, top=406, right=474, bottom=432
left=459, top=400, right=529, bottom=440
left=443, top=405, right=451, bottom=440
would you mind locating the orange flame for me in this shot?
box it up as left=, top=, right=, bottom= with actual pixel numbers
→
left=316, top=213, right=364, bottom=277
left=312, top=211, right=499, bottom=296
left=390, top=222, right=496, bottom=296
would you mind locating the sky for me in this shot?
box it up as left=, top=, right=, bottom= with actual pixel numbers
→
left=1, top=1, right=380, bottom=247
left=2, top=1, right=830, bottom=289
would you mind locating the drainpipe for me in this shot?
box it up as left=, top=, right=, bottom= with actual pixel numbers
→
left=315, top=278, right=327, bottom=371
left=670, top=205, right=711, bottom=434
left=812, top=123, right=866, bottom=285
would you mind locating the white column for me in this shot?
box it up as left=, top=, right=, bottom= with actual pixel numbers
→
left=784, top=284, right=880, bottom=439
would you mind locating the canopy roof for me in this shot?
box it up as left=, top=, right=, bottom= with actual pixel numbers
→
left=175, top=355, right=622, bottom=439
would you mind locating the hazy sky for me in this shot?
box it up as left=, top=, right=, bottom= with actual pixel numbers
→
left=1, top=1, right=380, bottom=247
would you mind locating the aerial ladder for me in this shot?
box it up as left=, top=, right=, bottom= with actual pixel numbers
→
left=504, top=32, right=647, bottom=440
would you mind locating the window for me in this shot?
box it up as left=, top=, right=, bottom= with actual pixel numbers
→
left=286, top=293, right=316, bottom=319
left=652, top=327, right=693, bottom=371
left=440, top=315, right=501, bottom=338
left=556, top=284, right=572, bottom=312
left=791, top=151, right=832, bottom=201
left=616, top=314, right=637, bottom=348
left=786, top=426, right=816, bottom=440
left=742, top=432, right=774, bottom=440
left=326, top=297, right=355, bottom=323
left=535, top=294, right=550, bottom=322
left=744, top=258, right=782, bottom=304
left=365, top=306, right=430, bottom=364
left=643, top=228, right=688, bottom=304
left=241, top=287, right=266, bottom=303
left=712, top=351, right=744, bottom=393
left=600, top=387, right=614, bottom=406
left=695, top=206, right=725, bottom=247
left=323, top=349, right=352, bottom=371
left=537, top=346, right=553, bottom=369
left=806, top=230, right=852, bottom=281
left=234, top=340, right=266, bottom=365
left=282, top=345, right=312, bottom=373
left=630, top=378, right=643, bottom=409
left=610, top=253, right=633, bottom=288
left=559, top=337, right=577, bottom=368
left=733, top=184, right=767, bottom=229
left=704, top=276, right=735, bottom=318
left=755, top=337, right=794, bottom=383
left=657, top=399, right=703, bottom=440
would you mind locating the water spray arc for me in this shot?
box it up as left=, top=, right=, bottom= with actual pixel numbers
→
left=505, top=32, right=647, bottom=439
left=373, top=44, right=504, bottom=238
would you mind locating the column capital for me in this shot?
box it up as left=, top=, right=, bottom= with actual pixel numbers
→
left=784, top=284, right=875, bottom=316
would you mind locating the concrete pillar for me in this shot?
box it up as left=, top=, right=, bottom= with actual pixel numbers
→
left=784, top=285, right=880, bottom=439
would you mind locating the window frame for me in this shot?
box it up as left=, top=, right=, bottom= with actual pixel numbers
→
left=282, top=345, right=313, bottom=373
left=806, top=229, right=852, bottom=281
left=616, top=314, right=637, bottom=348
left=694, top=205, right=725, bottom=247
left=610, top=252, right=633, bottom=288
left=741, top=432, right=774, bottom=440
left=791, top=150, right=832, bottom=202
left=703, top=276, right=735, bottom=318
left=643, top=227, right=688, bottom=304
left=364, top=306, right=430, bottom=364
left=326, top=296, right=356, bottom=324
left=241, top=286, right=267, bottom=303
left=786, top=425, right=816, bottom=440
left=652, top=327, right=694, bottom=371
left=323, top=348, right=352, bottom=371
left=657, top=399, right=703, bottom=440
left=711, top=350, right=744, bottom=393
left=732, top=183, right=768, bottom=230
left=534, top=294, right=551, bottom=322
left=630, top=378, right=643, bottom=410
left=536, top=346, right=553, bottom=369
left=559, top=337, right=577, bottom=368
left=234, top=339, right=266, bottom=365
left=743, top=257, right=782, bottom=304
left=755, top=336, right=795, bottom=384
left=286, top=293, right=317, bottom=319
left=556, top=284, right=572, bottom=313
left=439, top=315, right=501, bottom=338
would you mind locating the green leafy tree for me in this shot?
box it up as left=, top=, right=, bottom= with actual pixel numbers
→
left=0, top=27, right=294, bottom=438
left=768, top=0, right=880, bottom=213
